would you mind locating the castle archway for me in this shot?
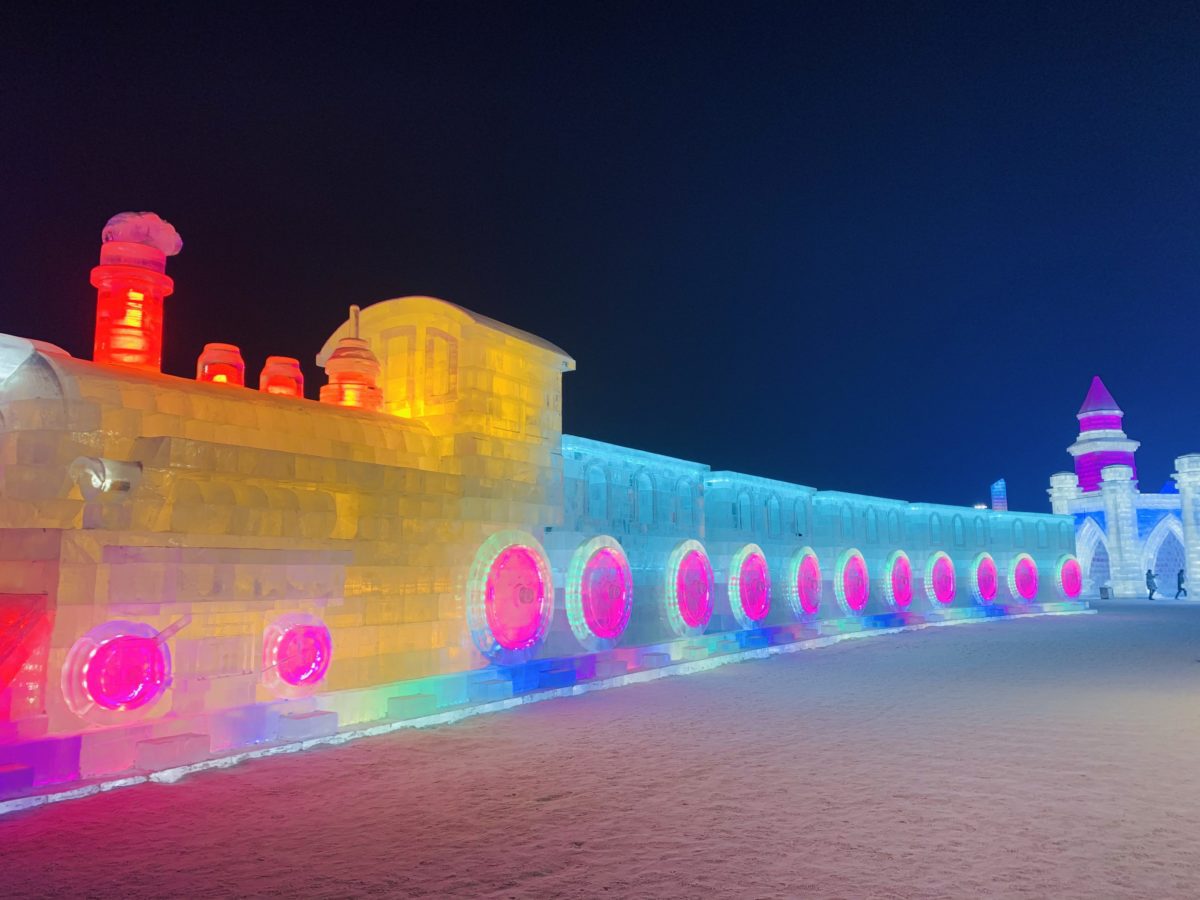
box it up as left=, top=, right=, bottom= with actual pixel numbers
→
left=1076, top=517, right=1109, bottom=597
left=1142, top=516, right=1186, bottom=596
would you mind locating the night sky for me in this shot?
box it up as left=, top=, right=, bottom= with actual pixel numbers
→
left=2, top=3, right=1197, bottom=511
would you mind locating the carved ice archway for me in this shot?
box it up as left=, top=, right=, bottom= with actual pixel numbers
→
left=1141, top=514, right=1186, bottom=580
left=1075, top=516, right=1109, bottom=593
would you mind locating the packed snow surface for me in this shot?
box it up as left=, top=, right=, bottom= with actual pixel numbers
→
left=3, top=601, right=1199, bottom=899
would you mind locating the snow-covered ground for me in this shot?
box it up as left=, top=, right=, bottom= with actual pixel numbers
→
left=2, top=601, right=1199, bottom=899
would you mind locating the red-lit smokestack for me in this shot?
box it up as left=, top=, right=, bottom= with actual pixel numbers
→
left=91, top=212, right=182, bottom=373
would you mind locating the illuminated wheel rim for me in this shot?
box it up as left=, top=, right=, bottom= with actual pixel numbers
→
left=263, top=613, right=332, bottom=698
left=566, top=536, right=633, bottom=649
left=62, top=620, right=171, bottom=722
left=925, top=552, right=957, bottom=606
left=972, top=553, right=998, bottom=604
left=729, top=544, right=770, bottom=628
left=467, top=531, right=554, bottom=660
left=883, top=550, right=913, bottom=609
left=665, top=540, right=713, bottom=636
left=785, top=547, right=822, bottom=616
left=1056, top=554, right=1082, bottom=599
left=834, top=549, right=870, bottom=614
left=1009, top=553, right=1039, bottom=602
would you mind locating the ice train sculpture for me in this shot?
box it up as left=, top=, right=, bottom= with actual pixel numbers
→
left=0, top=213, right=1087, bottom=804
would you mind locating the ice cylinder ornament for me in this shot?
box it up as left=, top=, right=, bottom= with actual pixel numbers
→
left=883, top=550, right=913, bottom=609
left=834, top=548, right=870, bottom=614
left=925, top=551, right=957, bottom=606
left=196, top=343, right=245, bottom=385
left=971, top=552, right=998, bottom=604
left=259, top=356, right=305, bottom=397
left=320, top=305, right=383, bottom=411
left=785, top=547, right=822, bottom=616
left=565, top=536, right=633, bottom=649
left=91, top=212, right=182, bottom=373
left=467, top=531, right=554, bottom=660
left=665, top=540, right=713, bottom=636
left=62, top=620, right=175, bottom=723
left=262, top=613, right=332, bottom=698
left=1056, top=555, right=1083, bottom=599
left=1009, top=553, right=1039, bottom=601
left=728, top=544, right=770, bottom=628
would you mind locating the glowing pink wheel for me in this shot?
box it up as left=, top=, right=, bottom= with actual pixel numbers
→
left=1011, top=554, right=1039, bottom=601
left=730, top=545, right=770, bottom=628
left=927, top=553, right=956, bottom=605
left=486, top=545, right=550, bottom=650
left=886, top=551, right=913, bottom=609
left=973, top=554, right=998, bottom=604
left=84, top=635, right=168, bottom=711
left=793, top=550, right=821, bottom=615
left=1058, top=556, right=1082, bottom=599
left=835, top=550, right=869, bottom=614
left=677, top=550, right=713, bottom=628
left=272, top=624, right=332, bottom=686
left=581, top=548, right=632, bottom=640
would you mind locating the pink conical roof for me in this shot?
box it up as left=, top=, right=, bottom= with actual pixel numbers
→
left=1078, top=375, right=1121, bottom=415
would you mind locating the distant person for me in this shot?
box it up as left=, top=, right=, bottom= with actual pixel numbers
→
left=1176, top=569, right=1187, bottom=600
left=1146, top=569, right=1158, bottom=601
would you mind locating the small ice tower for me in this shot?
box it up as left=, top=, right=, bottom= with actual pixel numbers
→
left=90, top=211, right=182, bottom=372
left=319, top=305, right=383, bottom=411
left=259, top=356, right=304, bottom=397
left=196, top=343, right=245, bottom=385
left=1067, top=376, right=1140, bottom=493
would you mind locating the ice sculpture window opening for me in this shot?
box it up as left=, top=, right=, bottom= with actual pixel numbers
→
left=635, top=472, right=654, bottom=526
left=866, top=508, right=879, bottom=543
left=566, top=536, right=633, bottom=648
left=840, top=504, right=853, bottom=539
left=1037, top=522, right=1049, bottom=548
left=676, top=479, right=694, bottom=528
left=953, top=516, right=966, bottom=547
left=1013, top=520, right=1025, bottom=546
left=729, top=544, right=771, bottom=628
left=925, top=551, right=956, bottom=605
left=930, top=513, right=943, bottom=544
left=737, top=493, right=752, bottom=532
left=834, top=548, right=869, bottom=614
left=587, top=467, right=608, bottom=521
left=883, top=550, right=913, bottom=609
left=887, top=510, right=901, bottom=543
left=664, top=540, right=713, bottom=635
left=974, top=518, right=986, bottom=545
left=466, top=532, right=555, bottom=659
left=767, top=496, right=781, bottom=538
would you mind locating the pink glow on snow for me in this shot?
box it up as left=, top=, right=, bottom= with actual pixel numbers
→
left=976, top=556, right=998, bottom=603
left=1014, top=557, right=1039, bottom=601
left=931, top=555, right=956, bottom=605
left=677, top=550, right=714, bottom=629
left=83, top=635, right=168, bottom=711
left=273, top=624, right=332, bottom=686
left=581, top=548, right=632, bottom=640
left=738, top=552, right=771, bottom=622
left=890, top=555, right=913, bottom=608
left=797, top=554, right=821, bottom=614
left=1059, top=558, right=1082, bottom=599
left=485, top=546, right=549, bottom=650
left=842, top=554, right=869, bottom=612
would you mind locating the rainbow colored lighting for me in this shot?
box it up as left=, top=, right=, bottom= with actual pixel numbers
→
left=665, top=540, right=713, bottom=636
left=925, top=551, right=956, bottom=606
left=566, top=536, right=633, bottom=648
left=729, top=544, right=770, bottom=628
left=1010, top=553, right=1039, bottom=601
left=1056, top=554, right=1082, bottom=599
left=972, top=552, right=998, bottom=604
left=467, top=532, right=554, bottom=658
left=834, top=548, right=869, bottom=614
left=883, top=550, right=913, bottom=609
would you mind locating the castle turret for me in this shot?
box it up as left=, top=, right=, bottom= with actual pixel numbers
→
left=1067, top=376, right=1139, bottom=493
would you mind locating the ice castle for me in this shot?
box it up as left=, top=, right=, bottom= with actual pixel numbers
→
left=1049, top=376, right=1200, bottom=598
left=0, top=213, right=1088, bottom=808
